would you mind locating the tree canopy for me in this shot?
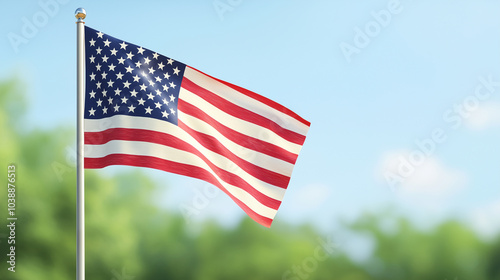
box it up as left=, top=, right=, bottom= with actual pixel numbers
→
left=1, top=78, right=499, bottom=280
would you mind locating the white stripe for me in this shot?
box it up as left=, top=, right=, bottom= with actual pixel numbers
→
left=179, top=112, right=295, bottom=176
left=84, top=115, right=288, bottom=201
left=85, top=140, right=279, bottom=219
left=184, top=67, right=310, bottom=136
left=85, top=115, right=294, bottom=176
left=180, top=88, right=303, bottom=155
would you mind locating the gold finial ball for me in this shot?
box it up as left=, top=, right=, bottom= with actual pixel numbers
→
left=75, top=8, right=86, bottom=20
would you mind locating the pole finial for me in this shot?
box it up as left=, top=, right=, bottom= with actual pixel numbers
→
left=75, top=7, right=86, bottom=22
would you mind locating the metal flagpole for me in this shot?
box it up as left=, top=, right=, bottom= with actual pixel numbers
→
left=75, top=7, right=86, bottom=280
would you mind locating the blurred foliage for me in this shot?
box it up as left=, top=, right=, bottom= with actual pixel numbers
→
left=0, top=78, right=499, bottom=280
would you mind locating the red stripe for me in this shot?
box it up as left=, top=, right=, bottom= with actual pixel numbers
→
left=85, top=154, right=274, bottom=227
left=181, top=77, right=306, bottom=145
left=178, top=99, right=299, bottom=165
left=86, top=125, right=290, bottom=188
left=187, top=66, right=311, bottom=127
left=85, top=128, right=282, bottom=209
left=178, top=120, right=291, bottom=189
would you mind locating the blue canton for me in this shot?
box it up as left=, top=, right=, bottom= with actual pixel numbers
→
left=85, top=26, right=186, bottom=125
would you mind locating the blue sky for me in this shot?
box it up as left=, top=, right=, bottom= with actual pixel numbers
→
left=2, top=0, right=500, bottom=238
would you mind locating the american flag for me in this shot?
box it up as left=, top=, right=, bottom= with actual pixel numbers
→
left=83, top=26, right=310, bottom=227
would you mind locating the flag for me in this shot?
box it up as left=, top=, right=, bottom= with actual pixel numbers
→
left=83, top=26, right=310, bottom=227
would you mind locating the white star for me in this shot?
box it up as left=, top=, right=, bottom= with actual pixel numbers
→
left=147, top=93, right=155, bottom=100
left=155, top=89, right=162, bottom=96
left=148, top=67, right=155, bottom=74
left=102, top=55, right=109, bottom=63
left=130, top=89, right=138, bottom=97
left=126, top=52, right=134, bottom=60
left=157, top=62, right=165, bottom=70
left=96, top=63, right=102, bottom=71
left=107, top=80, right=114, bottom=87
left=162, top=84, right=169, bottom=92
left=138, top=98, right=146, bottom=105
left=144, top=57, right=151, bottom=64
left=173, top=67, right=180, bottom=75
left=170, top=108, right=176, bottom=115
left=135, top=61, right=142, bottom=68
left=167, top=58, right=174, bottom=65
left=145, top=106, right=153, bottom=114
left=125, top=66, right=133, bottom=73
left=102, top=107, right=108, bottom=114
left=163, top=72, right=170, bottom=80
left=148, top=79, right=155, bottom=87
left=169, top=94, right=175, bottom=102
left=96, top=47, right=102, bottom=55
left=108, top=97, right=113, bottom=104
left=155, top=76, right=162, bottom=82
left=154, top=102, right=162, bottom=109
left=89, top=38, right=96, bottom=46
left=116, top=72, right=124, bottom=80
left=120, top=41, right=128, bottom=50
left=162, top=98, right=168, bottom=105
left=115, top=88, right=122, bottom=96
left=96, top=82, right=101, bottom=89
left=101, top=71, right=108, bottom=79
left=89, top=55, right=96, bottom=63
left=123, top=80, right=131, bottom=88
left=152, top=52, right=159, bottom=59
left=133, top=75, right=140, bottom=82
left=162, top=110, right=169, bottom=118
left=110, top=48, right=118, bottom=56
left=117, top=57, right=125, bottom=64
left=89, top=107, right=96, bottom=116
left=101, top=89, right=107, bottom=97
left=137, top=46, right=145, bottom=54
left=97, top=31, right=104, bottom=38
left=121, top=96, right=128, bottom=104
left=89, top=90, right=96, bottom=98
left=108, top=64, right=116, bottom=71
left=169, top=81, right=176, bottom=89
left=114, top=104, right=120, bottom=112
left=89, top=72, right=96, bottom=81
left=97, top=99, right=103, bottom=107
left=141, top=71, right=148, bottom=77
left=103, top=39, right=111, bottom=47
left=140, top=84, right=147, bottom=91
left=128, top=104, right=136, bottom=112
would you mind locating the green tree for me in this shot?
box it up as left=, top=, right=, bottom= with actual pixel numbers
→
left=0, top=78, right=498, bottom=280
left=345, top=210, right=490, bottom=280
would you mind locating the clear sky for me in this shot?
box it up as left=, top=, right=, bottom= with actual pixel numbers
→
left=2, top=0, right=500, bottom=239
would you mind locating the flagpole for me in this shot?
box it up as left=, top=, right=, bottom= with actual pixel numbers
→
left=75, top=7, right=86, bottom=280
